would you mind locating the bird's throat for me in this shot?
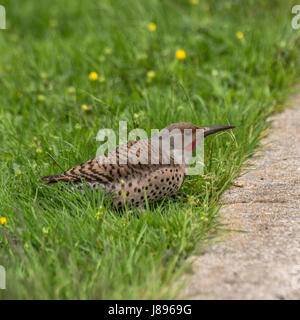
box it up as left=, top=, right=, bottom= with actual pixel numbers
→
left=185, top=138, right=197, bottom=152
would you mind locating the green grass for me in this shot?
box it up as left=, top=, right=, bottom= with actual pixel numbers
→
left=0, top=0, right=299, bottom=299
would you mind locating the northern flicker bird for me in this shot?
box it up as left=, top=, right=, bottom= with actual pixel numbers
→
left=39, top=122, right=234, bottom=207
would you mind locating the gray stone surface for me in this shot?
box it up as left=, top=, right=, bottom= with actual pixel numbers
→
left=180, top=93, right=300, bottom=300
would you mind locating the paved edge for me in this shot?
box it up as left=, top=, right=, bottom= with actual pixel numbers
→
left=180, top=92, right=300, bottom=300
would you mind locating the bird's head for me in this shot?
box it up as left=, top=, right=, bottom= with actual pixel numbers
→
left=160, top=122, right=234, bottom=153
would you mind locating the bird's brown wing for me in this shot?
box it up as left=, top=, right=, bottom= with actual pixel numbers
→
left=38, top=140, right=155, bottom=185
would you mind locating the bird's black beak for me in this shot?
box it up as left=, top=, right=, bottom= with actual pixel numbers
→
left=203, top=125, right=235, bottom=137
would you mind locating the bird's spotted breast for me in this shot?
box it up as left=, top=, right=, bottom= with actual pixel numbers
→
left=93, top=166, right=186, bottom=207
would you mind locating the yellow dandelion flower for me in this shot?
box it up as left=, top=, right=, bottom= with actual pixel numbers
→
left=148, top=22, right=157, bottom=32
left=40, top=72, right=48, bottom=79
left=212, top=69, right=219, bottom=77
left=175, top=49, right=186, bottom=60
left=89, top=72, right=98, bottom=81
left=236, top=31, right=244, bottom=40
left=189, top=0, right=199, bottom=4
left=37, top=95, right=46, bottom=102
left=0, top=217, right=7, bottom=226
left=67, top=86, right=76, bottom=94
left=17, top=170, right=22, bottom=176
left=147, top=70, right=156, bottom=79
left=99, top=75, right=106, bottom=83
left=120, top=179, right=125, bottom=185
left=104, top=47, right=112, bottom=55
left=42, top=227, right=50, bottom=234
left=81, top=104, right=89, bottom=111
left=36, top=148, right=43, bottom=153
left=279, top=41, right=286, bottom=48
